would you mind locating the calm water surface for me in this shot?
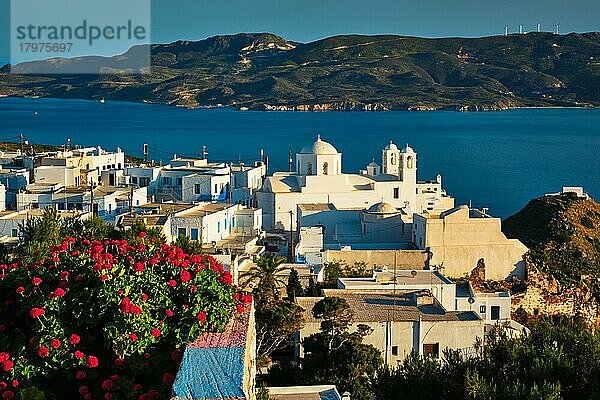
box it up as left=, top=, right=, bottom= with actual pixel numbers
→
left=0, top=97, right=598, bottom=218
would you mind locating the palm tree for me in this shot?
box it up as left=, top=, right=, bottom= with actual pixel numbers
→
left=240, top=255, right=289, bottom=306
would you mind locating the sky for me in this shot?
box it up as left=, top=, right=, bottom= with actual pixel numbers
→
left=1, top=0, right=599, bottom=65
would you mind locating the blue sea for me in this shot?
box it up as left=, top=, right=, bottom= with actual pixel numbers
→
left=0, top=97, right=598, bottom=218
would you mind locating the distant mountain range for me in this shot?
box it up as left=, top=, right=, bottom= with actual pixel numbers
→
left=1, top=32, right=600, bottom=111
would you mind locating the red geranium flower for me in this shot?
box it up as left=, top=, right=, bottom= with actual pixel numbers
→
left=133, top=384, right=142, bottom=391
left=236, top=304, right=244, bottom=314
left=101, top=379, right=114, bottom=390
left=115, top=358, right=125, bottom=367
left=37, top=346, right=49, bottom=358
left=138, top=231, right=147, bottom=238
left=168, top=280, right=177, bottom=287
left=171, top=350, right=183, bottom=362
left=141, top=293, right=148, bottom=301
left=86, top=355, right=99, bottom=368
left=78, top=386, right=88, bottom=395
left=162, top=373, right=175, bottom=384
left=29, top=307, right=45, bottom=318
left=15, top=287, right=24, bottom=294
left=129, top=334, right=138, bottom=342
left=32, top=277, right=42, bottom=285
left=180, top=270, right=192, bottom=283
left=104, top=394, right=112, bottom=400
left=50, top=338, right=61, bottom=349
left=0, top=353, right=9, bottom=362
left=75, top=371, right=86, bottom=380
left=69, top=334, right=81, bottom=345
left=2, top=390, right=14, bottom=400
left=196, top=311, right=207, bottom=323
left=1, top=360, right=13, bottom=372
left=165, top=309, right=174, bottom=317
left=150, top=328, right=161, bottom=338
left=0, top=382, right=6, bottom=390
left=74, top=350, right=85, bottom=359
left=10, top=380, right=17, bottom=388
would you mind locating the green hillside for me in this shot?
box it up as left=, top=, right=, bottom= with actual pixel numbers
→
left=503, top=192, right=600, bottom=283
left=1, top=32, right=600, bottom=110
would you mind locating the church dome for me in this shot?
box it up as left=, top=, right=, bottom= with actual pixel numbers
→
left=403, top=144, right=415, bottom=154
left=300, top=135, right=339, bottom=155
left=384, top=141, right=398, bottom=151
left=366, top=202, right=398, bottom=214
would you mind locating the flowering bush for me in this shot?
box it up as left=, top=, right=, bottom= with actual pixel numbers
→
left=0, top=233, right=251, bottom=399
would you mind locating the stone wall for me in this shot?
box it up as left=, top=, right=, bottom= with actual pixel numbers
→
left=511, top=255, right=600, bottom=326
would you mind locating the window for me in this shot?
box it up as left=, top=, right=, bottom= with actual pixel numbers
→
left=407, top=156, right=414, bottom=169
left=423, top=343, right=439, bottom=359
left=176, top=177, right=182, bottom=186
left=214, top=184, right=218, bottom=193
left=224, top=219, right=227, bottom=230
left=391, top=346, right=399, bottom=356
left=323, top=162, right=328, bottom=175
left=393, top=187, right=399, bottom=199
left=231, top=217, right=235, bottom=228
left=217, top=222, right=221, bottom=233
left=177, top=227, right=186, bottom=238
left=491, top=306, right=500, bottom=320
left=11, top=229, right=18, bottom=238
left=194, top=184, right=201, bottom=195
left=131, top=177, right=138, bottom=184
left=190, top=228, right=199, bottom=241
left=162, top=177, right=170, bottom=185
left=307, top=162, right=313, bottom=175
left=390, top=153, right=396, bottom=165
left=480, top=305, right=486, bottom=314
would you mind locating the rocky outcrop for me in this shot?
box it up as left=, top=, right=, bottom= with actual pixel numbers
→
left=511, top=255, right=600, bottom=326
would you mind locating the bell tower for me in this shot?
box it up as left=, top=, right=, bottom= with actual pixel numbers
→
left=399, top=144, right=417, bottom=184
left=381, top=141, right=400, bottom=175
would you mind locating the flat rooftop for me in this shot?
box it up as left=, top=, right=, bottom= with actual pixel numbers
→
left=175, top=202, right=234, bottom=217
left=339, top=269, right=453, bottom=288
left=297, top=293, right=479, bottom=323
left=298, top=203, right=336, bottom=212
left=0, top=209, right=88, bottom=220
left=135, top=203, right=195, bottom=215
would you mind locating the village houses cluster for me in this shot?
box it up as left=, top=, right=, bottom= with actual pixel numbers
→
left=0, top=137, right=531, bottom=398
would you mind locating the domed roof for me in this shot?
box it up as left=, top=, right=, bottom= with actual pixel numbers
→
left=384, top=141, right=398, bottom=151
left=300, top=135, right=339, bottom=155
left=368, top=160, right=379, bottom=167
left=366, top=202, right=398, bottom=214
left=403, top=144, right=415, bottom=154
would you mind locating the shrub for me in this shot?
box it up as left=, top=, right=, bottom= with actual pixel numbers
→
left=0, top=233, right=250, bottom=400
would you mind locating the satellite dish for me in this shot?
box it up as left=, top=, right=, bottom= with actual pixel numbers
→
left=468, top=297, right=475, bottom=304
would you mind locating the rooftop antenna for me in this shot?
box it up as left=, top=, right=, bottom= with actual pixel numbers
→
left=67, top=138, right=71, bottom=151
left=504, top=26, right=508, bottom=36
left=519, top=25, right=523, bottom=34
left=555, top=23, right=560, bottom=35
left=288, top=150, right=293, bottom=172
left=201, top=145, right=208, bottom=160
left=537, top=23, right=541, bottom=33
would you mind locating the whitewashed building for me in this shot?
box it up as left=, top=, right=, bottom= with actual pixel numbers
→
left=256, top=136, right=454, bottom=231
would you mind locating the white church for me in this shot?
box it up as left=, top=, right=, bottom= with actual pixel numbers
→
left=255, top=136, right=455, bottom=232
